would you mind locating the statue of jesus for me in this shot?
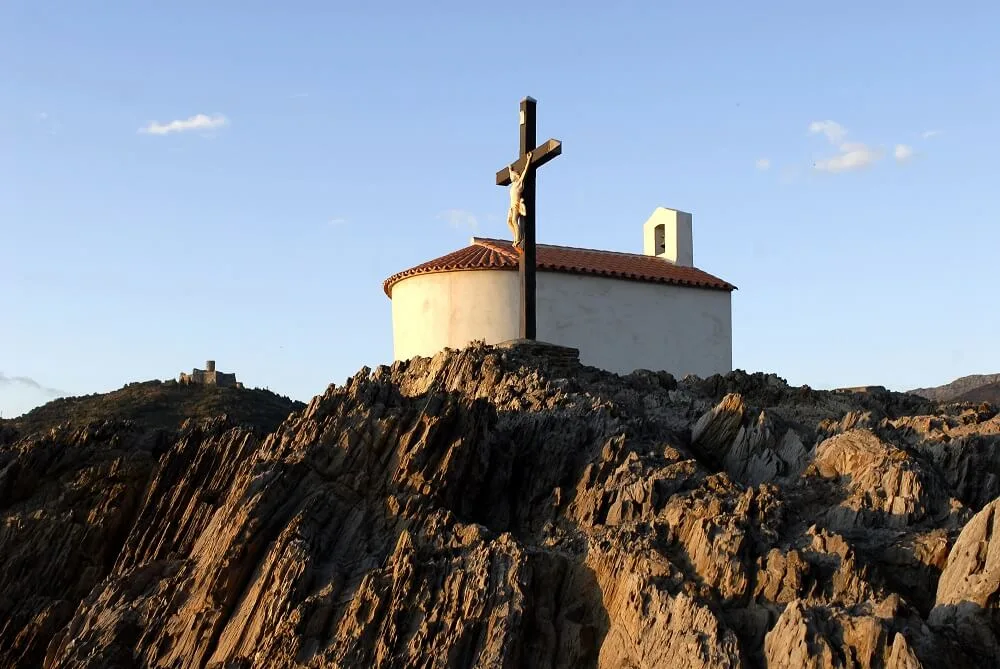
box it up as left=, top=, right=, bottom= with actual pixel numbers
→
left=506, top=151, right=532, bottom=250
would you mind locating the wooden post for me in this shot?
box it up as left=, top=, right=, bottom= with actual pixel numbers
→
left=519, top=97, right=537, bottom=340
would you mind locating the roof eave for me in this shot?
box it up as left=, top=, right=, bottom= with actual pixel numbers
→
left=384, top=264, right=735, bottom=298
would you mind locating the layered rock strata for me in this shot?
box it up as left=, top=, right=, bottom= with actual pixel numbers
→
left=0, top=344, right=998, bottom=667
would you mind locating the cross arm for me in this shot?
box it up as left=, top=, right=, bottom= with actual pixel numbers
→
left=496, top=138, right=563, bottom=185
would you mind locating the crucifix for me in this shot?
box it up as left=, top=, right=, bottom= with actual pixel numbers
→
left=495, top=96, right=562, bottom=340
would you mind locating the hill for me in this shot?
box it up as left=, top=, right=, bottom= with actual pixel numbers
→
left=1, top=379, right=304, bottom=442
left=2, top=344, right=1000, bottom=667
left=949, top=381, right=1000, bottom=404
left=908, top=372, right=1000, bottom=402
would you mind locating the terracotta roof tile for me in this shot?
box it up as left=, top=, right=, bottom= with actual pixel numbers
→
left=383, top=237, right=736, bottom=297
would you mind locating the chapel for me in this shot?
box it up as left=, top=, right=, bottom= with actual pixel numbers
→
left=383, top=207, right=736, bottom=379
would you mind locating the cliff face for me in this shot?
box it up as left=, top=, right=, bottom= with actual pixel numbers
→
left=3, top=343, right=1000, bottom=668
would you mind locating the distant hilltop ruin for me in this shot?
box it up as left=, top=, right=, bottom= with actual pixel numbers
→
left=178, top=360, right=243, bottom=389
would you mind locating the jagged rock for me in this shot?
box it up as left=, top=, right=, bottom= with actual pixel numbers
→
left=725, top=410, right=781, bottom=483
left=916, top=434, right=1000, bottom=513
left=804, top=430, right=959, bottom=533
left=1, top=343, right=999, bottom=666
left=818, top=409, right=878, bottom=438
left=691, top=395, right=811, bottom=485
left=890, top=410, right=1000, bottom=512
left=928, top=496, right=1000, bottom=657
left=876, top=529, right=952, bottom=616
left=763, top=599, right=926, bottom=668
left=588, top=540, right=742, bottom=668
left=691, top=393, right=747, bottom=466
left=0, top=419, right=160, bottom=668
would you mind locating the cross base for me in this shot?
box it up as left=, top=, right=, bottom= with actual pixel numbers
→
left=495, top=339, right=581, bottom=373
left=495, top=338, right=579, bottom=355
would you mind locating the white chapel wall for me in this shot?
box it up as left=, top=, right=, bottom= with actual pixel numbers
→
left=536, top=272, right=731, bottom=378
left=390, top=270, right=519, bottom=361
left=390, top=269, right=732, bottom=379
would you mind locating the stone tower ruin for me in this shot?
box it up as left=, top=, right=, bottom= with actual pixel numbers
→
left=178, top=359, right=242, bottom=388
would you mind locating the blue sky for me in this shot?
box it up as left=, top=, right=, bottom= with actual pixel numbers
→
left=2, top=2, right=999, bottom=417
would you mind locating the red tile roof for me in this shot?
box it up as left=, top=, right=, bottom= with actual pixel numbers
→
left=383, top=237, right=736, bottom=297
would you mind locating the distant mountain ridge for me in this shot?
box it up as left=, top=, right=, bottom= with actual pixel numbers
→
left=908, top=373, right=1000, bottom=403
left=951, top=382, right=1000, bottom=404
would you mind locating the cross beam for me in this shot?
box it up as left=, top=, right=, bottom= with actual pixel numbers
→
left=495, top=139, right=562, bottom=186
left=495, top=97, right=562, bottom=340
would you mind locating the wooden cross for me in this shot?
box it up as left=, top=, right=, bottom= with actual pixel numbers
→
left=495, top=96, right=562, bottom=340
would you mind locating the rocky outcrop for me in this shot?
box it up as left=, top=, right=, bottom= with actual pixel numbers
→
left=805, top=429, right=960, bottom=532
left=763, top=599, right=925, bottom=669
left=2, top=344, right=1000, bottom=667
left=928, top=497, right=1000, bottom=661
left=893, top=408, right=1000, bottom=512
left=0, top=419, right=161, bottom=667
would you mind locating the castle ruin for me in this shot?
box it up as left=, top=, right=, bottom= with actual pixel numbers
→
left=178, top=360, right=243, bottom=388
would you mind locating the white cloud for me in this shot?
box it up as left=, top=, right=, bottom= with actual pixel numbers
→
left=795, top=119, right=930, bottom=175
left=814, top=143, right=881, bottom=173
left=894, top=144, right=915, bottom=162
left=809, top=120, right=848, bottom=145
left=0, top=372, right=65, bottom=398
left=328, top=217, right=347, bottom=226
left=755, top=158, right=771, bottom=171
left=139, top=113, right=228, bottom=136
left=439, top=209, right=479, bottom=231
left=808, top=121, right=883, bottom=173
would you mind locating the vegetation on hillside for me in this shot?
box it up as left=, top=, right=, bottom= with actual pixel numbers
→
left=1, top=379, right=305, bottom=440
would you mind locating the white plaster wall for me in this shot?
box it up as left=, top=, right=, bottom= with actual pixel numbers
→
left=390, top=270, right=520, bottom=362
left=536, top=272, right=731, bottom=378
left=390, top=269, right=732, bottom=378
